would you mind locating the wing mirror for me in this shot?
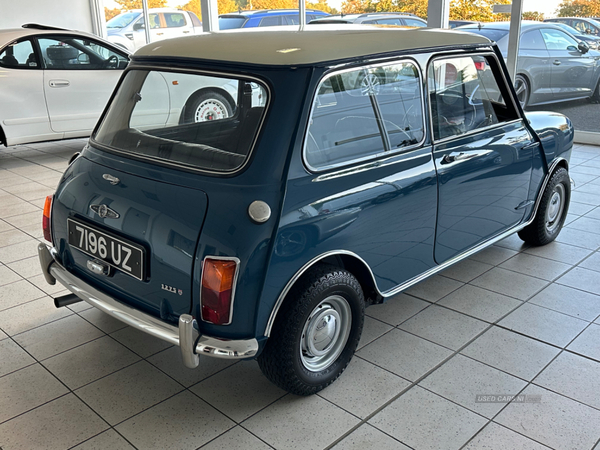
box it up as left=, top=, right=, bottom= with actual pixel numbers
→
left=133, top=22, right=145, bottom=31
left=578, top=41, right=590, bottom=53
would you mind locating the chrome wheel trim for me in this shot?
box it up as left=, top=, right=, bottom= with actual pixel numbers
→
left=545, top=183, right=565, bottom=234
left=514, top=76, right=529, bottom=109
left=360, top=73, right=381, bottom=95
left=194, top=98, right=229, bottom=122
left=300, top=295, right=352, bottom=372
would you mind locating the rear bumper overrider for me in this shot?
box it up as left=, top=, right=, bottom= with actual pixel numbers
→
left=37, top=244, right=258, bottom=368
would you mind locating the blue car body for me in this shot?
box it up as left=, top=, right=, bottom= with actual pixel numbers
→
left=39, top=25, right=573, bottom=393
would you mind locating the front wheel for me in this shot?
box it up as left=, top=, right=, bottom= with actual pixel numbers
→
left=181, top=90, right=234, bottom=124
left=258, top=266, right=365, bottom=396
left=514, top=74, right=530, bottom=110
left=518, top=167, right=570, bottom=246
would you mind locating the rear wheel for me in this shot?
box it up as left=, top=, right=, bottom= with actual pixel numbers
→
left=181, top=89, right=234, bottom=124
left=258, top=265, right=365, bottom=396
left=514, top=74, right=530, bottom=110
left=518, top=167, right=570, bottom=246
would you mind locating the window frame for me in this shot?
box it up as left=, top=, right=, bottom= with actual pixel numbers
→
left=302, top=57, right=427, bottom=173
left=0, top=38, right=40, bottom=70
left=426, top=51, right=522, bottom=145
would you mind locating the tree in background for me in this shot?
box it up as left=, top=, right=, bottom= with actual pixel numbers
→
left=522, top=11, right=545, bottom=20
left=556, top=0, right=600, bottom=16
left=114, top=0, right=168, bottom=9
left=178, top=0, right=238, bottom=18
left=105, top=7, right=122, bottom=20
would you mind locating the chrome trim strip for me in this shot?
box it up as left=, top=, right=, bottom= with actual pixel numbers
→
left=199, top=255, right=241, bottom=326
left=39, top=245, right=258, bottom=360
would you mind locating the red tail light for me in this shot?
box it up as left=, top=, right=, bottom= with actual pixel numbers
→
left=474, top=61, right=486, bottom=71
left=200, top=258, right=238, bottom=325
left=42, top=195, right=53, bottom=243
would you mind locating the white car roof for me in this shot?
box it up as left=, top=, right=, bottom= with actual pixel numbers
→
left=135, top=24, right=491, bottom=66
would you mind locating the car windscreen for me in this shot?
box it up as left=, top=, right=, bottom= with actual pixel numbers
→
left=106, top=12, right=140, bottom=29
left=93, top=69, right=268, bottom=173
left=218, top=17, right=247, bottom=29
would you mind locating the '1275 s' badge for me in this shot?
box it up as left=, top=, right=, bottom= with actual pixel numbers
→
left=161, top=284, right=182, bottom=295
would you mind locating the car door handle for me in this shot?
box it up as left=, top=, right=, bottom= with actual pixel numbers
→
left=183, top=30, right=190, bottom=33
left=440, top=152, right=474, bottom=164
left=49, top=80, right=70, bottom=88
left=156, top=32, right=164, bottom=36
left=553, top=60, right=561, bottom=66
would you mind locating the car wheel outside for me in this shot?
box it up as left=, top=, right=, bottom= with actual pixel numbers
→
left=518, top=167, right=570, bottom=246
left=591, top=78, right=600, bottom=103
left=181, top=89, right=234, bottom=124
left=257, top=265, right=365, bottom=396
left=514, top=74, right=530, bottom=110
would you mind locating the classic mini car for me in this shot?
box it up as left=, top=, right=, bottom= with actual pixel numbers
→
left=38, top=25, right=573, bottom=395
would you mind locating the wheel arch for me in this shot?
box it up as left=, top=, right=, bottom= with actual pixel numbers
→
left=525, top=156, right=570, bottom=227
left=264, top=250, right=381, bottom=338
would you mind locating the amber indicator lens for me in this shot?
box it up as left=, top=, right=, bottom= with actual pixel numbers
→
left=201, top=258, right=237, bottom=325
left=42, top=195, right=53, bottom=243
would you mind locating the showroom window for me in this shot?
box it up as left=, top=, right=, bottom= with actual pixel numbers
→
left=38, top=37, right=127, bottom=70
left=305, top=61, right=424, bottom=170
left=0, top=39, right=37, bottom=68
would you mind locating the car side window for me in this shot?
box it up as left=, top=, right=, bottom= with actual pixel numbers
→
left=38, top=37, right=127, bottom=70
left=164, top=13, right=187, bottom=28
left=540, top=28, right=579, bottom=50
left=259, top=16, right=284, bottom=27
left=428, top=55, right=516, bottom=141
left=0, top=39, right=38, bottom=68
left=404, top=18, right=426, bottom=27
left=305, top=61, right=424, bottom=170
left=520, top=30, right=546, bottom=50
left=375, top=19, right=402, bottom=25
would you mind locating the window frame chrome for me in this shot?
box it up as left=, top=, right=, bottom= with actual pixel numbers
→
left=302, top=57, right=427, bottom=173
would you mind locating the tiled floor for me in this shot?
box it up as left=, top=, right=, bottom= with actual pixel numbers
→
left=1, top=139, right=600, bottom=450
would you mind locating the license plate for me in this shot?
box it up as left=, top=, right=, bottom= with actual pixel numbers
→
left=67, top=219, right=145, bottom=280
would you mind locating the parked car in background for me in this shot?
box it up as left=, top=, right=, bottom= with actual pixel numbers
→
left=448, top=20, right=477, bottom=28
left=551, top=21, right=600, bottom=49
left=218, top=9, right=329, bottom=29
left=106, top=8, right=202, bottom=52
left=458, top=21, right=600, bottom=108
left=39, top=24, right=573, bottom=396
left=309, top=12, right=426, bottom=27
left=545, top=17, right=600, bottom=36
left=0, top=24, right=129, bottom=147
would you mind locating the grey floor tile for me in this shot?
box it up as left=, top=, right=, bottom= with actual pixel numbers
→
left=568, top=216, right=600, bottom=235
left=461, top=326, right=561, bottom=381
left=191, top=361, right=287, bottom=423
left=0, top=296, right=72, bottom=335
left=494, top=233, right=529, bottom=252
left=148, top=346, right=236, bottom=388
left=13, top=314, right=104, bottom=361
left=200, top=426, right=272, bottom=450
left=495, top=384, right=600, bottom=450
left=437, top=284, right=522, bottom=323
left=78, top=308, right=128, bottom=334
left=524, top=241, right=593, bottom=265
left=568, top=323, right=600, bottom=361
left=76, top=360, right=183, bottom=426
left=42, top=336, right=141, bottom=390
left=404, top=275, right=463, bottom=302
left=0, top=264, right=20, bottom=286
left=580, top=251, right=600, bottom=272
left=243, top=394, right=360, bottom=450
left=572, top=190, right=600, bottom=206
left=499, top=253, right=571, bottom=281
left=556, top=267, right=600, bottom=295
left=440, top=259, right=494, bottom=283
left=529, top=283, right=600, bottom=321
left=534, top=351, right=600, bottom=410
left=3, top=210, right=42, bottom=228
left=71, top=429, right=136, bottom=450
left=0, top=339, right=35, bottom=377
left=6, top=255, right=45, bottom=279
left=470, top=267, right=549, bottom=301
left=357, top=329, right=453, bottom=381
left=0, top=279, right=46, bottom=311
left=28, top=273, right=69, bottom=296
left=369, top=386, right=487, bottom=450
left=588, top=206, right=600, bottom=220
left=116, top=391, right=234, bottom=450
left=319, top=357, right=410, bottom=419
left=420, top=354, right=527, bottom=418
left=0, top=394, right=107, bottom=450
left=0, top=363, right=69, bottom=423
left=469, top=246, right=518, bottom=266
left=565, top=200, right=596, bottom=216
left=67, top=300, right=93, bottom=313
left=110, top=326, right=173, bottom=358
left=357, top=315, right=393, bottom=350
left=556, top=227, right=600, bottom=250
left=399, top=305, right=488, bottom=350
left=498, top=302, right=588, bottom=348
left=0, top=328, right=7, bottom=340
left=0, top=220, right=14, bottom=233
left=0, top=228, right=33, bottom=247
left=330, top=424, right=411, bottom=450
left=365, top=293, right=429, bottom=326
left=0, top=238, right=40, bottom=263
left=463, top=422, right=551, bottom=450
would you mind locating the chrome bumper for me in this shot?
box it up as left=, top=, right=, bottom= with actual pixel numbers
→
left=37, top=244, right=258, bottom=368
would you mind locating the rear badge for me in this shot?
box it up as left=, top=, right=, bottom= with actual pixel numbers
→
left=90, top=204, right=120, bottom=219
left=162, top=284, right=183, bottom=295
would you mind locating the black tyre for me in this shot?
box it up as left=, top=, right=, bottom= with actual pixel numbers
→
left=181, top=89, right=233, bottom=124
left=591, top=79, right=600, bottom=103
left=518, top=167, right=570, bottom=246
left=258, top=265, right=365, bottom=396
left=514, top=74, right=530, bottom=110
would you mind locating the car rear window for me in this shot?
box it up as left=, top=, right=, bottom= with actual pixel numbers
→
left=93, top=69, right=268, bottom=173
left=218, top=17, right=247, bottom=29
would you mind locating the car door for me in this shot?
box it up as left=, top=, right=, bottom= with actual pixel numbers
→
left=162, top=12, right=193, bottom=39
left=0, top=37, right=52, bottom=145
left=518, top=29, right=552, bottom=105
left=429, top=54, right=536, bottom=263
left=37, top=35, right=127, bottom=134
left=540, top=28, right=596, bottom=100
